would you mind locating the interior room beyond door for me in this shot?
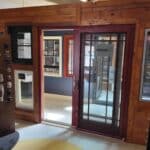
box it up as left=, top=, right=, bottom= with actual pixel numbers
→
left=79, top=30, right=130, bottom=137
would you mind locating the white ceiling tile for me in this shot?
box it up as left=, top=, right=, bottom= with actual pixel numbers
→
left=0, top=0, right=80, bottom=9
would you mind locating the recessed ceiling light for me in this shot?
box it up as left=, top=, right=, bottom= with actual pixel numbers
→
left=80, top=0, right=88, bottom=2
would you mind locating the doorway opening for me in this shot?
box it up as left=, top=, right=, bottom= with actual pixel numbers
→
left=40, top=29, right=74, bottom=125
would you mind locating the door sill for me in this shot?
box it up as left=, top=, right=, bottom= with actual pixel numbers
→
left=77, top=127, right=123, bottom=140
left=42, top=120, right=71, bottom=129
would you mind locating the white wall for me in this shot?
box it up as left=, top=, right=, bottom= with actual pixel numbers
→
left=0, top=0, right=57, bottom=9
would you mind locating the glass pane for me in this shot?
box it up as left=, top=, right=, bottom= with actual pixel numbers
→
left=94, top=41, right=117, bottom=104
left=92, top=34, right=111, bottom=41
left=17, top=32, right=31, bottom=45
left=68, top=39, right=73, bottom=75
left=18, top=46, right=31, bottom=59
left=15, top=70, right=34, bottom=110
left=43, top=36, right=62, bottom=77
left=82, top=33, right=125, bottom=125
left=17, top=32, right=32, bottom=59
left=141, top=30, right=150, bottom=101
left=85, top=34, right=91, bottom=40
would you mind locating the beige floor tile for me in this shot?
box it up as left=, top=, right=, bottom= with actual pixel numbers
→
left=15, top=121, right=146, bottom=150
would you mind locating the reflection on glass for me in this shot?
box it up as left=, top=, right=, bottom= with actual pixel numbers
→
left=140, top=30, right=150, bottom=101
left=15, top=70, right=33, bottom=110
left=43, top=36, right=62, bottom=77
left=82, top=33, right=125, bottom=126
left=17, top=32, right=32, bottom=59
left=18, top=46, right=31, bottom=59
left=68, top=39, right=74, bottom=75
left=17, top=32, right=31, bottom=45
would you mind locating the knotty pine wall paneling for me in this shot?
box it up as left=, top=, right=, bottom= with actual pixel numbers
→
left=0, top=4, right=80, bottom=25
left=80, top=1, right=150, bottom=145
left=0, top=0, right=149, bottom=144
left=127, top=22, right=150, bottom=145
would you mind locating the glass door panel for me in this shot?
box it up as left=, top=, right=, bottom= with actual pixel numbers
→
left=80, top=33, right=126, bottom=135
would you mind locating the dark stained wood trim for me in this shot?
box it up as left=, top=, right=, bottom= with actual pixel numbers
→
left=120, top=25, right=135, bottom=139
left=12, top=64, right=33, bottom=70
left=38, top=27, right=44, bottom=122
left=74, top=24, right=135, bottom=139
left=72, top=29, right=81, bottom=127
left=32, top=26, right=41, bottom=123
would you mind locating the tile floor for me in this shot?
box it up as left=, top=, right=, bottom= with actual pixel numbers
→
left=43, top=93, right=72, bottom=125
left=43, top=93, right=113, bottom=125
left=15, top=120, right=146, bottom=150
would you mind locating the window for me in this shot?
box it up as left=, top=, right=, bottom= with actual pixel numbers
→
left=64, top=35, right=74, bottom=77
left=43, top=36, right=62, bottom=77
left=9, top=26, right=32, bottom=64
left=140, top=29, right=150, bottom=101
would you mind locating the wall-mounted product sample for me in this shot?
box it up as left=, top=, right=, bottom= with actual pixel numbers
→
left=140, top=29, right=150, bottom=101
left=9, top=26, right=32, bottom=64
left=14, top=70, right=34, bottom=110
left=43, top=36, right=62, bottom=77
left=42, top=30, right=74, bottom=95
left=0, top=33, right=15, bottom=137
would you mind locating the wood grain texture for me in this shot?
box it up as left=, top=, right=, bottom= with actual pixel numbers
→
left=32, top=26, right=41, bottom=123
left=81, top=4, right=150, bottom=25
left=0, top=4, right=80, bottom=26
left=0, top=0, right=149, bottom=144
left=127, top=22, right=150, bottom=145
left=0, top=34, right=15, bottom=136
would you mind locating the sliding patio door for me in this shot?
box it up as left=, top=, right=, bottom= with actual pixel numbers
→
left=77, top=25, right=135, bottom=137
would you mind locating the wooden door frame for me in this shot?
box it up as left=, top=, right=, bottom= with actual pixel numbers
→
left=38, top=26, right=75, bottom=124
left=73, top=24, right=135, bottom=139
left=38, top=25, right=135, bottom=139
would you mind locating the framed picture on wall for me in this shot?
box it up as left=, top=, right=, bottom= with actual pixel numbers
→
left=64, top=35, right=74, bottom=77
left=140, top=29, right=150, bottom=101
left=43, top=36, right=62, bottom=77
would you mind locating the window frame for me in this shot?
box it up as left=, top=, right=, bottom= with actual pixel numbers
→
left=43, top=36, right=62, bottom=77
left=140, top=29, right=150, bottom=101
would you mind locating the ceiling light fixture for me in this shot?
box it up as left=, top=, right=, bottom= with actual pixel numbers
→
left=80, top=0, right=108, bottom=3
left=80, top=0, right=88, bottom=2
